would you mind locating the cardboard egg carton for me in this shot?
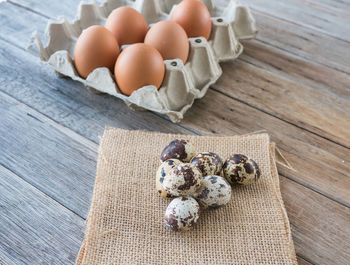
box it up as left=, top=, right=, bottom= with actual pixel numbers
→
left=28, top=0, right=256, bottom=122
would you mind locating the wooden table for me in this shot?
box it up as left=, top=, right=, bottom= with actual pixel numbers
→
left=1, top=0, right=349, bottom=264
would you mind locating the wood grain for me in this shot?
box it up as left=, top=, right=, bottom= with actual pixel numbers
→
left=213, top=59, right=350, bottom=148
left=0, top=2, right=46, bottom=49
left=0, top=91, right=97, bottom=218
left=252, top=11, right=350, bottom=74
left=281, top=177, right=350, bottom=265
left=240, top=40, right=350, bottom=100
left=9, top=0, right=77, bottom=19
left=307, top=0, right=350, bottom=11
left=244, top=0, right=350, bottom=42
left=0, top=165, right=85, bottom=265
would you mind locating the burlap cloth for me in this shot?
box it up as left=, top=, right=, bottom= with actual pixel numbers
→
left=76, top=128, right=297, bottom=265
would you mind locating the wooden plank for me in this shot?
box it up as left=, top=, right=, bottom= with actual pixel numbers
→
left=213, top=59, right=350, bottom=148
left=0, top=2, right=47, bottom=49
left=244, top=0, right=350, bottom=42
left=240, top=40, right=350, bottom=100
left=9, top=0, right=79, bottom=20
left=281, top=177, right=350, bottom=265
left=252, top=11, right=350, bottom=74
left=306, top=0, right=350, bottom=11
left=296, top=0, right=350, bottom=16
left=0, top=90, right=98, bottom=218
left=181, top=89, right=350, bottom=207
left=0, top=165, right=85, bottom=265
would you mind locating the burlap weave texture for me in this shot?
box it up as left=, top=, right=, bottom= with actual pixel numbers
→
left=76, top=128, right=297, bottom=265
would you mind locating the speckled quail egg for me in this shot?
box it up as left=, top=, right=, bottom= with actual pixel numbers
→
left=195, top=175, right=232, bottom=209
left=162, top=163, right=202, bottom=197
left=164, top=196, right=200, bottom=231
left=191, top=152, right=223, bottom=176
left=156, top=159, right=181, bottom=199
left=222, top=154, right=261, bottom=185
left=160, top=139, right=196, bottom=162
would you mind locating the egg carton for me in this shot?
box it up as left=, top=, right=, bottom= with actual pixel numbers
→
left=28, top=0, right=257, bottom=122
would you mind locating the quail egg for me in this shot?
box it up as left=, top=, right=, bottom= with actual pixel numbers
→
left=164, top=196, right=200, bottom=231
left=195, top=175, right=232, bottom=209
left=222, top=154, right=261, bottom=185
left=162, top=163, right=202, bottom=197
left=156, top=159, right=181, bottom=199
left=191, top=152, right=223, bottom=176
left=160, top=139, right=196, bottom=162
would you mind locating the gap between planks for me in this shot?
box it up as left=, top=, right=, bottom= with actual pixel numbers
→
left=249, top=9, right=350, bottom=75
left=7, top=0, right=50, bottom=19
left=211, top=86, right=350, bottom=149
left=279, top=171, right=350, bottom=210
left=297, top=255, right=314, bottom=265
left=250, top=7, right=350, bottom=44
left=0, top=164, right=85, bottom=265
left=0, top=161, right=86, bottom=220
left=251, top=37, right=350, bottom=76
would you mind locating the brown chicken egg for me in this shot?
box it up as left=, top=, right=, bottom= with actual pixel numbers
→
left=73, top=25, right=119, bottom=79
left=171, top=0, right=212, bottom=40
left=105, top=7, right=148, bottom=46
left=115, top=43, right=165, bottom=96
left=144, top=20, right=189, bottom=64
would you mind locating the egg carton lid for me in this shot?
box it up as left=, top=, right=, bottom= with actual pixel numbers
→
left=28, top=0, right=257, bottom=122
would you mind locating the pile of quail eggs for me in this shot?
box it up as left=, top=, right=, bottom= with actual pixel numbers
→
left=156, top=139, right=261, bottom=231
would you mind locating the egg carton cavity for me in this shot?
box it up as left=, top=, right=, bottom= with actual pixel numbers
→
left=28, top=0, right=257, bottom=122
